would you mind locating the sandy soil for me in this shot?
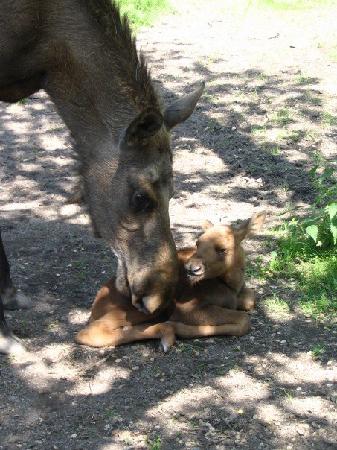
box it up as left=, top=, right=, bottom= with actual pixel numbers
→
left=1, top=1, right=337, bottom=449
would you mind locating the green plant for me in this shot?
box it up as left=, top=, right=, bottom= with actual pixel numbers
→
left=311, top=343, right=326, bottom=360
left=263, top=296, right=290, bottom=314
left=251, top=0, right=337, bottom=11
left=322, top=112, right=337, bottom=126
left=117, top=0, right=172, bottom=29
left=147, top=435, right=162, bottom=450
left=264, top=161, right=337, bottom=318
left=272, top=108, right=293, bottom=127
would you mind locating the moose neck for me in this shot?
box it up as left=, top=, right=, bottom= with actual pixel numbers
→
left=44, top=0, right=160, bottom=160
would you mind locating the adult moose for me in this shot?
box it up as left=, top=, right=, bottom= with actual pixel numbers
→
left=0, top=0, right=204, bottom=353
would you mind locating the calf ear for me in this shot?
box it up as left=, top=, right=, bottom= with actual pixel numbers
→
left=233, top=211, right=266, bottom=242
left=124, top=108, right=163, bottom=145
left=164, top=82, right=205, bottom=129
left=249, top=211, right=266, bottom=234
left=202, top=220, right=214, bottom=231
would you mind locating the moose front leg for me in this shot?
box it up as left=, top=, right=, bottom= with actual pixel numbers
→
left=0, top=293, right=26, bottom=354
left=0, top=229, right=31, bottom=310
left=0, top=230, right=28, bottom=354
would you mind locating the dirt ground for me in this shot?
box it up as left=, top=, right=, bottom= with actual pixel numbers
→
left=1, top=1, right=337, bottom=449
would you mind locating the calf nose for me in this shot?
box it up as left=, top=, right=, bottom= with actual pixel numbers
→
left=186, top=261, right=205, bottom=276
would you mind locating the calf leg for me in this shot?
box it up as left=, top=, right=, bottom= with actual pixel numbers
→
left=171, top=306, right=250, bottom=338
left=0, top=229, right=31, bottom=310
left=237, top=287, right=256, bottom=311
left=76, top=320, right=176, bottom=351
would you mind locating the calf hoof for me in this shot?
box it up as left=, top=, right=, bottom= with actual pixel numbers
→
left=0, top=332, right=25, bottom=355
left=2, top=287, right=32, bottom=310
left=238, top=288, right=256, bottom=312
left=160, top=323, right=176, bottom=352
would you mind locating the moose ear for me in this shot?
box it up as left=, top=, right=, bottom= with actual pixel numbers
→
left=233, top=211, right=266, bottom=242
left=164, top=81, right=205, bottom=130
left=124, top=108, right=163, bottom=144
left=202, top=220, right=214, bottom=231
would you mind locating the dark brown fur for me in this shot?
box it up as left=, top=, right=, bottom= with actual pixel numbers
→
left=0, top=1, right=205, bottom=352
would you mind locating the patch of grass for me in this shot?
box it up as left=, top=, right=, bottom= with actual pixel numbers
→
left=146, top=435, right=162, bottom=450
left=252, top=0, right=337, bottom=11
left=251, top=124, right=267, bottom=136
left=272, top=108, right=293, bottom=127
left=266, top=219, right=337, bottom=318
left=263, top=296, right=290, bottom=314
left=282, top=129, right=306, bottom=144
left=322, top=112, right=337, bottom=126
left=279, top=388, right=294, bottom=399
left=262, top=161, right=337, bottom=319
left=262, top=143, right=281, bottom=156
left=16, top=98, right=28, bottom=105
left=296, top=72, right=317, bottom=86
left=117, top=0, right=172, bottom=29
left=311, top=343, right=326, bottom=360
left=302, top=92, right=322, bottom=106
left=270, top=145, right=281, bottom=156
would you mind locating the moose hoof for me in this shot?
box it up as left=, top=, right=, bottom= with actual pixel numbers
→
left=2, top=288, right=32, bottom=310
left=0, top=332, right=25, bottom=355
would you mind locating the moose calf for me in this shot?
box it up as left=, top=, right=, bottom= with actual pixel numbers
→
left=76, top=212, right=265, bottom=350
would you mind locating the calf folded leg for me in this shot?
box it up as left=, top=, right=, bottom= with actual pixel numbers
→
left=76, top=320, right=175, bottom=350
left=237, top=287, right=256, bottom=311
left=171, top=306, right=250, bottom=338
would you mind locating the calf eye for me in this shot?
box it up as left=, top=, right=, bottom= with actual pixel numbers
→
left=131, top=190, right=155, bottom=213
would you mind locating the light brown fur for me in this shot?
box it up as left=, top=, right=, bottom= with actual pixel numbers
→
left=75, top=212, right=266, bottom=350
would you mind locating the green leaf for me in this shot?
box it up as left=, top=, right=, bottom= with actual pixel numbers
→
left=326, top=202, right=337, bottom=220
left=330, top=224, right=337, bottom=245
left=306, top=224, right=319, bottom=243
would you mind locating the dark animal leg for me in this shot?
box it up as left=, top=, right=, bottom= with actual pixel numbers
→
left=0, top=229, right=31, bottom=310
left=0, top=72, right=46, bottom=103
left=0, top=230, right=27, bottom=354
left=0, top=292, right=25, bottom=355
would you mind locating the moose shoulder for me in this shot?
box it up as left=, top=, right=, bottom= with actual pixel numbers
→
left=0, top=0, right=204, bottom=353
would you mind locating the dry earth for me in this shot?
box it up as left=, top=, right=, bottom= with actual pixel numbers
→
left=1, top=1, right=337, bottom=449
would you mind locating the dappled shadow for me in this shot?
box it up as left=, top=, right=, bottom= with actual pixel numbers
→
left=1, top=216, right=337, bottom=449
left=156, top=63, right=332, bottom=213
left=1, top=11, right=337, bottom=449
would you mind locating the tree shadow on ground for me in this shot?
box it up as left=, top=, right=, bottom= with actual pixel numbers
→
left=155, top=61, right=333, bottom=212
left=1, top=57, right=337, bottom=449
left=1, top=218, right=337, bottom=449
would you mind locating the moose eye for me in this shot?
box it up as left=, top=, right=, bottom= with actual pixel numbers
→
left=215, top=247, right=226, bottom=255
left=130, top=191, right=155, bottom=213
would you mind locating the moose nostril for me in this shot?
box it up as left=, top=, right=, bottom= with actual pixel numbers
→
left=186, top=263, right=204, bottom=275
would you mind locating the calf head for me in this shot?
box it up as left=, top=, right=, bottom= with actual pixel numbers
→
left=185, top=211, right=266, bottom=290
